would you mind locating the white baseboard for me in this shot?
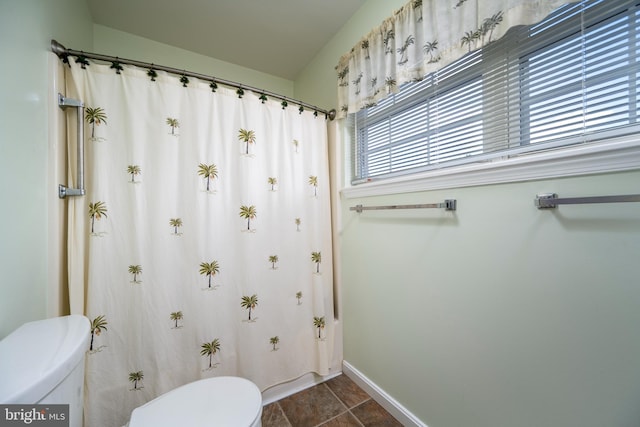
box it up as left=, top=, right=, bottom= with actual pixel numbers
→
left=342, top=361, right=428, bottom=427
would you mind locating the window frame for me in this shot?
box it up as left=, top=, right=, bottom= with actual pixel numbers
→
left=344, top=0, right=640, bottom=197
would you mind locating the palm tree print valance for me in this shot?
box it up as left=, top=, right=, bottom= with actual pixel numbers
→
left=336, top=0, right=569, bottom=119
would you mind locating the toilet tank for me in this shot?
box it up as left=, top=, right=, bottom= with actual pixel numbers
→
left=0, top=315, right=90, bottom=427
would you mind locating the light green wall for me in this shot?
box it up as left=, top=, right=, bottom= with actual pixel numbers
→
left=296, top=1, right=640, bottom=426
left=340, top=171, right=640, bottom=426
left=0, top=0, right=93, bottom=338
left=93, top=25, right=294, bottom=99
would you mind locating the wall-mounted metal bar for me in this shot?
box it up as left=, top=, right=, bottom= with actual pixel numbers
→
left=535, top=193, right=640, bottom=209
left=350, top=199, right=457, bottom=213
left=51, top=39, right=336, bottom=121
left=58, top=93, right=85, bottom=198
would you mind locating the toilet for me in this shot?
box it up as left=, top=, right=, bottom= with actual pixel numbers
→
left=128, top=376, right=262, bottom=427
left=0, top=315, right=90, bottom=427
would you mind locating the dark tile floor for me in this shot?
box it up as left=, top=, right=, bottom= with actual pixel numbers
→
left=262, top=374, right=403, bottom=427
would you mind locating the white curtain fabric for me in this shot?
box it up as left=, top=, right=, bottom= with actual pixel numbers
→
left=64, top=60, right=334, bottom=427
left=336, top=0, right=569, bottom=118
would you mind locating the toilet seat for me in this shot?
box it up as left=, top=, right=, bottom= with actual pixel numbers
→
left=128, top=376, right=262, bottom=427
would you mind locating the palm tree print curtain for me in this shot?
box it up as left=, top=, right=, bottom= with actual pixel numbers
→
left=64, top=60, right=334, bottom=427
left=335, top=0, right=569, bottom=119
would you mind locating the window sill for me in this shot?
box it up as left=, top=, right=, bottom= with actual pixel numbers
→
left=341, top=135, right=640, bottom=199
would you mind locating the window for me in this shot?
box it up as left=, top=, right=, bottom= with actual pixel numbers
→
left=352, top=0, right=640, bottom=185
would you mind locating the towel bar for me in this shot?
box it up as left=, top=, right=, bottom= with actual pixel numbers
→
left=535, top=193, right=640, bottom=209
left=350, top=199, right=457, bottom=213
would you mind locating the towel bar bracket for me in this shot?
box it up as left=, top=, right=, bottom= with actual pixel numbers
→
left=534, top=193, right=559, bottom=209
left=58, top=184, right=85, bottom=198
left=58, top=93, right=84, bottom=109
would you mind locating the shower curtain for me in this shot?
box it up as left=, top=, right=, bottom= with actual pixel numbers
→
left=64, top=60, right=334, bottom=427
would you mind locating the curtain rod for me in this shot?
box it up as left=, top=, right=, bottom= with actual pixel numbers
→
left=51, top=39, right=336, bottom=121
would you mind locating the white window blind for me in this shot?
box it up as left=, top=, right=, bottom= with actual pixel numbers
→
left=352, top=0, right=640, bottom=184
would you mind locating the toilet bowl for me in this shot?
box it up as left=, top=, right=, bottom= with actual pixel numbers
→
left=128, top=376, right=262, bottom=427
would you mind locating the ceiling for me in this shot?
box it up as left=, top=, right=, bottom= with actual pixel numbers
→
left=86, top=0, right=367, bottom=81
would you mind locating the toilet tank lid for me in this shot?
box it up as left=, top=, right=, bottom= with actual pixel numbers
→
left=0, top=315, right=90, bottom=403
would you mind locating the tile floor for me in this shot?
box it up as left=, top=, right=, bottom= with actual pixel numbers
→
left=261, top=374, right=403, bottom=427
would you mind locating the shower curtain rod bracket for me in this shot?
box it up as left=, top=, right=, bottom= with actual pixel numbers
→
left=51, top=39, right=68, bottom=62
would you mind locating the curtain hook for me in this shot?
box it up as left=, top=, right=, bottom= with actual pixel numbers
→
left=148, top=64, right=157, bottom=81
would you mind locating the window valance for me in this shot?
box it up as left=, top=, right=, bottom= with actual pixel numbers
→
left=336, top=0, right=570, bottom=119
